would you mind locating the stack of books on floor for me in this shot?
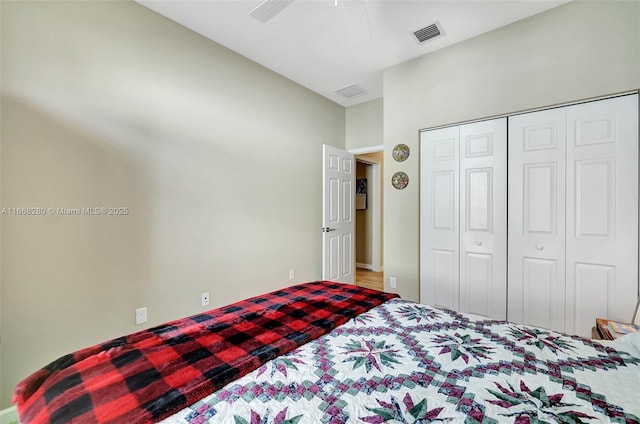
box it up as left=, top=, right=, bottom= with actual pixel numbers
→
left=595, top=318, right=640, bottom=340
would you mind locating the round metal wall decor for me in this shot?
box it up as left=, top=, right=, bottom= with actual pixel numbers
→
left=391, top=172, right=409, bottom=190
left=392, top=144, right=410, bottom=162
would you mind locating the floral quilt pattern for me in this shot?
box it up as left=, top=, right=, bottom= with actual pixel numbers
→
left=165, top=299, right=640, bottom=423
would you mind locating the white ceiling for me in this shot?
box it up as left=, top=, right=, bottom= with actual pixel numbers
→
left=137, top=0, right=568, bottom=107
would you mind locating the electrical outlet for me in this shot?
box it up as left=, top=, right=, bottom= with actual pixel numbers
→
left=289, top=268, right=295, bottom=280
left=201, top=292, right=210, bottom=307
left=389, top=277, right=397, bottom=289
left=135, top=307, right=147, bottom=325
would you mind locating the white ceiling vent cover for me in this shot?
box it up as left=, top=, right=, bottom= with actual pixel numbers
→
left=335, top=84, right=369, bottom=98
left=249, top=0, right=294, bottom=23
left=413, top=22, right=444, bottom=43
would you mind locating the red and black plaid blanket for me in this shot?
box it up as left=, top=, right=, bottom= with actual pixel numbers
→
left=14, top=281, right=397, bottom=424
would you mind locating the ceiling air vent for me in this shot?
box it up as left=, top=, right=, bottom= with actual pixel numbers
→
left=335, top=84, right=369, bottom=99
left=249, top=0, right=294, bottom=23
left=413, top=22, right=443, bottom=44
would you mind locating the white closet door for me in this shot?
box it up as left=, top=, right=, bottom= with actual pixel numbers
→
left=508, top=108, right=567, bottom=332
left=565, top=94, right=638, bottom=336
left=509, top=94, right=639, bottom=337
left=459, top=118, right=507, bottom=319
left=420, top=119, right=507, bottom=318
left=420, top=126, right=460, bottom=309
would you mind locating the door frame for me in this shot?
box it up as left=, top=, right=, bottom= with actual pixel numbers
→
left=350, top=145, right=383, bottom=273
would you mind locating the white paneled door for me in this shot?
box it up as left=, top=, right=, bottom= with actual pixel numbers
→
left=459, top=119, right=507, bottom=319
left=565, top=95, right=638, bottom=336
left=508, top=94, right=638, bottom=337
left=322, top=145, right=355, bottom=284
left=420, top=118, right=507, bottom=319
left=420, top=126, right=460, bottom=311
left=508, top=107, right=567, bottom=332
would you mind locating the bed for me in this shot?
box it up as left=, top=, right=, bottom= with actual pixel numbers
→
left=13, top=281, right=640, bottom=423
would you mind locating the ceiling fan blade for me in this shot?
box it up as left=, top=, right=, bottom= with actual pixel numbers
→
left=249, top=0, right=295, bottom=23
left=342, top=0, right=371, bottom=45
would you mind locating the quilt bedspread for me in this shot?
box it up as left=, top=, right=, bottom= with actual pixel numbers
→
left=14, top=281, right=397, bottom=424
left=167, top=299, right=640, bottom=424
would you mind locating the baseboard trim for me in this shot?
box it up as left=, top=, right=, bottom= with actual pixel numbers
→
left=356, top=263, right=384, bottom=272
left=356, top=263, right=374, bottom=271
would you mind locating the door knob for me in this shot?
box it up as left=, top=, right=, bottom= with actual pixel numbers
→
left=536, top=244, right=544, bottom=250
left=323, top=227, right=336, bottom=232
left=476, top=241, right=483, bottom=246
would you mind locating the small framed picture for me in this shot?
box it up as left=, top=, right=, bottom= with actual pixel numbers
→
left=356, top=179, right=367, bottom=210
left=356, top=178, right=367, bottom=195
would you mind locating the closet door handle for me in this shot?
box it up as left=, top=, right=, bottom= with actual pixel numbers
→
left=476, top=241, right=483, bottom=246
left=536, top=244, right=544, bottom=251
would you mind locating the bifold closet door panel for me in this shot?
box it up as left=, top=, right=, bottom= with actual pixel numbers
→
left=459, top=118, right=507, bottom=319
left=420, top=118, right=507, bottom=319
left=508, top=94, right=639, bottom=337
left=420, top=126, right=460, bottom=309
left=565, top=94, right=638, bottom=336
left=508, top=108, right=567, bottom=332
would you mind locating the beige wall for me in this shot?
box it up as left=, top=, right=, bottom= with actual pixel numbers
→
left=0, top=1, right=344, bottom=407
left=346, top=99, right=385, bottom=270
left=346, top=98, right=383, bottom=150
left=383, top=0, right=640, bottom=301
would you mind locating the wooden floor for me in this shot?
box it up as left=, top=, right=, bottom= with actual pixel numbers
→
left=355, top=268, right=383, bottom=291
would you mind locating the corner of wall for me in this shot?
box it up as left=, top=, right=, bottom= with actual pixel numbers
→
left=345, top=98, right=384, bottom=150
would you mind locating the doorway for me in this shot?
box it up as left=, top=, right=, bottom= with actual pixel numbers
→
left=352, top=147, right=383, bottom=290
